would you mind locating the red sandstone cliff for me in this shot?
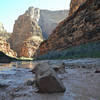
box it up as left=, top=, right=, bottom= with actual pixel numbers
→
left=8, top=7, right=43, bottom=57
left=37, top=0, right=100, bottom=56
left=69, top=0, right=86, bottom=16
left=0, top=37, right=17, bottom=57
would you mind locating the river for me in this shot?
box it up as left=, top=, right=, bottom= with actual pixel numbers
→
left=0, top=59, right=100, bottom=100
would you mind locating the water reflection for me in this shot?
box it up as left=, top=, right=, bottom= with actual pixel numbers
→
left=0, top=61, right=36, bottom=72
left=15, top=61, right=35, bottom=69
left=0, top=63, right=13, bottom=71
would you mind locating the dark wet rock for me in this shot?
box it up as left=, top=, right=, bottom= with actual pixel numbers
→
left=26, top=80, right=35, bottom=86
left=34, top=63, right=66, bottom=93
left=0, top=51, right=16, bottom=63
left=0, top=83, right=9, bottom=89
left=94, top=70, right=100, bottom=73
left=50, top=62, right=66, bottom=74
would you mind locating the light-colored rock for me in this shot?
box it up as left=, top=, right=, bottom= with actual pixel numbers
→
left=34, top=63, right=66, bottom=93
left=8, top=7, right=43, bottom=57
left=39, top=10, right=68, bottom=38
left=0, top=22, right=10, bottom=38
left=25, top=7, right=40, bottom=22
left=0, top=22, right=6, bottom=33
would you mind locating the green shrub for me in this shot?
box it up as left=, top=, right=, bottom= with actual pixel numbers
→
left=35, top=41, right=100, bottom=60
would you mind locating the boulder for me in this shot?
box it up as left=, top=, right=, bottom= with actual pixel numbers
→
left=95, top=70, right=100, bottom=73
left=34, top=63, right=66, bottom=93
left=52, top=62, right=66, bottom=74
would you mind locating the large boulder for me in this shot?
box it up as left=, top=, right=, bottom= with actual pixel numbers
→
left=8, top=7, right=43, bottom=57
left=37, top=0, right=100, bottom=56
left=34, top=63, right=66, bottom=93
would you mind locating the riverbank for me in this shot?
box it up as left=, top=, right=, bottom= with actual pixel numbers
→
left=0, top=58, right=100, bottom=100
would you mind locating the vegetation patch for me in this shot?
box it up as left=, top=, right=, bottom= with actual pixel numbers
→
left=35, top=41, right=100, bottom=60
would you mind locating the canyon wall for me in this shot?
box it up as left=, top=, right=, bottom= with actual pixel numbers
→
left=0, top=22, right=10, bottom=38
left=39, top=10, right=68, bottom=38
left=0, top=37, right=17, bottom=57
left=0, top=22, right=16, bottom=57
left=37, top=0, right=100, bottom=56
left=69, top=0, right=86, bottom=16
left=0, top=22, right=6, bottom=33
left=8, top=7, right=43, bottom=57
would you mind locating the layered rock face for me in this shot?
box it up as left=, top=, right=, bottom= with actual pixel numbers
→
left=38, top=0, right=100, bottom=56
left=0, top=37, right=17, bottom=57
left=20, top=36, right=43, bottom=57
left=69, top=0, right=86, bottom=16
left=8, top=7, right=43, bottom=57
left=39, top=10, right=68, bottom=38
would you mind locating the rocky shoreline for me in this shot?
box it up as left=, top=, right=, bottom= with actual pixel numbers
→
left=0, top=58, right=100, bottom=100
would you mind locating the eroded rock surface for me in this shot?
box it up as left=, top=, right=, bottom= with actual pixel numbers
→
left=0, top=37, right=17, bottom=57
left=34, top=63, right=66, bottom=93
left=69, top=0, right=86, bottom=16
left=8, top=7, right=43, bottom=57
left=37, top=0, right=100, bottom=56
left=20, top=36, right=43, bottom=57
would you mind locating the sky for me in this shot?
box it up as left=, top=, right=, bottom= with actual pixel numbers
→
left=0, top=0, right=71, bottom=32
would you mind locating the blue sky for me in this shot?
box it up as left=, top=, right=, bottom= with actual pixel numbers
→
left=0, top=0, right=71, bottom=32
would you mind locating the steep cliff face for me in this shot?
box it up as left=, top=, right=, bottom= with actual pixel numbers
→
left=0, top=37, right=17, bottom=57
left=20, top=36, right=43, bottom=57
left=0, top=22, right=6, bottom=33
left=39, top=10, right=68, bottom=38
left=0, top=22, right=10, bottom=38
left=69, top=0, right=86, bottom=16
left=38, top=0, right=100, bottom=56
left=8, top=7, right=43, bottom=57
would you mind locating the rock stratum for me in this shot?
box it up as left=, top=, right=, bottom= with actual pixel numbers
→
left=0, top=37, right=16, bottom=57
left=39, top=10, right=68, bottom=38
left=37, top=0, right=100, bottom=56
left=69, top=0, right=86, bottom=16
left=8, top=7, right=43, bottom=57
